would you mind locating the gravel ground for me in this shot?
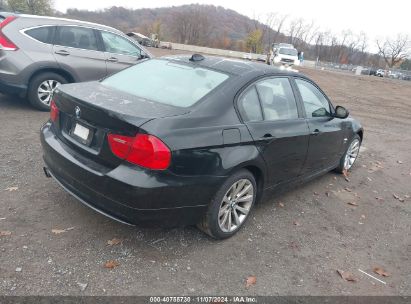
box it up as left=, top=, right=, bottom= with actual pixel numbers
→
left=0, top=49, right=410, bottom=295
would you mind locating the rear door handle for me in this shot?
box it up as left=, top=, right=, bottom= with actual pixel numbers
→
left=107, top=57, right=119, bottom=62
left=311, top=129, right=321, bottom=135
left=260, top=133, right=276, bottom=141
left=55, top=50, right=70, bottom=56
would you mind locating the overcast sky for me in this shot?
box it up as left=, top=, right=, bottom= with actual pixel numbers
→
left=54, top=0, right=410, bottom=51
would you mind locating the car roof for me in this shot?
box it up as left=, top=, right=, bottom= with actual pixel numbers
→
left=162, top=54, right=300, bottom=77
left=0, top=11, right=118, bottom=32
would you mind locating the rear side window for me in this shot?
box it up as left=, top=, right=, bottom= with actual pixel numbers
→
left=238, top=87, right=263, bottom=122
left=255, top=78, right=298, bottom=121
left=55, top=26, right=99, bottom=51
left=25, top=26, right=55, bottom=44
left=101, top=59, right=229, bottom=108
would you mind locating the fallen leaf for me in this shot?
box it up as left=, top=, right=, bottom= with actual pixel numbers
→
left=393, top=193, right=400, bottom=199
left=373, top=267, right=391, bottom=277
left=245, top=275, right=257, bottom=288
left=342, top=169, right=348, bottom=177
left=347, top=202, right=358, bottom=206
left=278, top=202, right=285, bottom=208
left=5, top=186, right=18, bottom=192
left=107, top=238, right=122, bottom=246
left=337, top=269, right=357, bottom=282
left=344, top=187, right=352, bottom=192
left=0, top=230, right=12, bottom=236
left=104, top=260, right=119, bottom=269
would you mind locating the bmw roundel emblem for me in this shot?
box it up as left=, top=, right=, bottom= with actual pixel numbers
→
left=75, top=106, right=81, bottom=119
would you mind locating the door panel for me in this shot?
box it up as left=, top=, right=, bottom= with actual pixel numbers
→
left=303, top=117, right=345, bottom=173
left=294, top=78, right=345, bottom=173
left=246, top=120, right=310, bottom=186
left=99, top=31, right=142, bottom=76
left=238, top=78, right=310, bottom=187
left=53, top=26, right=107, bottom=82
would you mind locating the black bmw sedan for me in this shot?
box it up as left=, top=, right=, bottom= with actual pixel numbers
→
left=40, top=54, right=363, bottom=239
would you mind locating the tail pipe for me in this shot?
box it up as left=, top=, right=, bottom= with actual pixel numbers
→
left=43, top=167, right=51, bottom=178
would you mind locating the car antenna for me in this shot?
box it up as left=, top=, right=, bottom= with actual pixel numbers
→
left=189, top=54, right=205, bottom=62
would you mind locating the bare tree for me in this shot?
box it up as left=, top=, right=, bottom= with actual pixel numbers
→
left=171, top=6, right=213, bottom=46
left=376, top=34, right=410, bottom=68
left=7, top=0, right=53, bottom=15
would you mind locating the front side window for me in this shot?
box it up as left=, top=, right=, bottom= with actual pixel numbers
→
left=25, top=26, right=55, bottom=44
left=101, top=59, right=229, bottom=108
left=295, top=79, right=331, bottom=117
left=101, top=31, right=140, bottom=56
left=238, top=87, right=263, bottom=122
left=56, top=26, right=98, bottom=51
left=255, top=78, right=299, bottom=121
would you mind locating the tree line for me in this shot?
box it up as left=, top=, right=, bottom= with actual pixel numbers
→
left=1, top=1, right=409, bottom=69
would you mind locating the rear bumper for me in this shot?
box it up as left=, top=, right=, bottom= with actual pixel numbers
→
left=40, top=122, right=224, bottom=227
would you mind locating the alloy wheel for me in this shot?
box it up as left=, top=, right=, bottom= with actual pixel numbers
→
left=218, top=179, right=254, bottom=233
left=344, top=138, right=360, bottom=170
left=37, top=80, right=61, bottom=106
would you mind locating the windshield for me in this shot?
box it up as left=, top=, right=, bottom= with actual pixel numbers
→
left=279, top=48, right=298, bottom=56
left=101, top=59, right=229, bottom=108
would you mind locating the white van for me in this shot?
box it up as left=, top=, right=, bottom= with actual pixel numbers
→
left=271, top=44, right=299, bottom=66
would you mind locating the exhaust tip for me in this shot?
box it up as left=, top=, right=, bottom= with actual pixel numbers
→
left=43, top=167, right=51, bottom=178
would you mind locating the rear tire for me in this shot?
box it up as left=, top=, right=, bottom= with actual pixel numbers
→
left=28, top=72, right=68, bottom=111
left=335, top=134, right=361, bottom=173
left=197, top=169, right=256, bottom=239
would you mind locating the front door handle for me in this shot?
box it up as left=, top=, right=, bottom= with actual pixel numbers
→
left=55, top=50, right=70, bottom=56
left=107, top=57, right=119, bottom=62
left=311, top=129, right=321, bottom=135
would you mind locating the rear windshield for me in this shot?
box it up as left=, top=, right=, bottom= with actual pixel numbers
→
left=279, top=48, right=298, bottom=56
left=101, top=59, right=229, bottom=108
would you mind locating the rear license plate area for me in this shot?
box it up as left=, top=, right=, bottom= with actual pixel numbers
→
left=70, top=121, right=94, bottom=146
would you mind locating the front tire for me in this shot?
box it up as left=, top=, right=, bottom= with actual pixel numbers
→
left=28, top=72, right=68, bottom=111
left=336, top=134, right=361, bottom=173
left=197, top=169, right=257, bottom=239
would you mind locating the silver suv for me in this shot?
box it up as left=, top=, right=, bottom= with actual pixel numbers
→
left=0, top=12, right=151, bottom=110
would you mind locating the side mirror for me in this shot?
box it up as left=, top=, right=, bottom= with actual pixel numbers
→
left=334, top=106, right=349, bottom=119
left=140, top=52, right=149, bottom=59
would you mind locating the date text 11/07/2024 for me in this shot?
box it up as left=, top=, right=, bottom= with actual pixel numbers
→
left=149, top=296, right=257, bottom=303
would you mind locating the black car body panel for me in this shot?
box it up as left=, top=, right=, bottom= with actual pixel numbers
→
left=40, top=55, right=363, bottom=227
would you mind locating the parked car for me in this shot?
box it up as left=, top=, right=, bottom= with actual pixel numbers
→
left=41, top=54, right=363, bottom=239
left=0, top=12, right=151, bottom=111
left=376, top=69, right=385, bottom=77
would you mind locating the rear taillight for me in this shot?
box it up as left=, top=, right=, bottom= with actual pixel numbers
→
left=50, top=99, right=59, bottom=122
left=0, top=16, right=18, bottom=51
left=108, top=133, right=171, bottom=170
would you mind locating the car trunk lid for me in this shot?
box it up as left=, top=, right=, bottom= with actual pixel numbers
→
left=52, top=81, right=189, bottom=169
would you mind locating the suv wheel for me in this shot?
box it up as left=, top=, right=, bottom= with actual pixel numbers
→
left=28, top=72, right=68, bottom=111
left=197, top=169, right=256, bottom=239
